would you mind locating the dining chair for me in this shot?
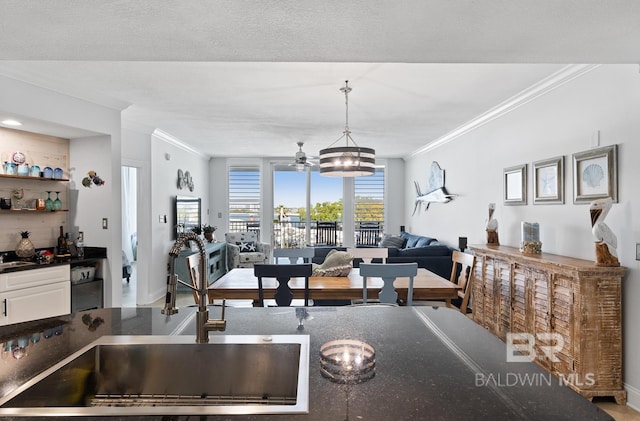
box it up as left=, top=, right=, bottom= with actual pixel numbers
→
left=254, top=263, right=312, bottom=307
left=449, top=250, right=476, bottom=313
left=355, top=221, right=382, bottom=246
left=360, top=262, right=418, bottom=306
left=273, top=247, right=315, bottom=264
left=315, top=221, right=338, bottom=246
left=185, top=253, right=204, bottom=305
left=346, top=247, right=388, bottom=266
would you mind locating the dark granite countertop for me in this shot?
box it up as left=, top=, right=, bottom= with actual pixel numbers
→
left=0, top=305, right=613, bottom=420
left=0, top=247, right=107, bottom=274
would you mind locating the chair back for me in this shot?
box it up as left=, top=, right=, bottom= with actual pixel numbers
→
left=360, top=262, right=418, bottom=306
left=185, top=253, right=204, bottom=305
left=356, top=221, right=382, bottom=246
left=315, top=221, right=338, bottom=246
left=225, top=231, right=259, bottom=244
left=273, top=247, right=315, bottom=264
left=347, top=247, right=388, bottom=265
left=449, top=250, right=476, bottom=313
left=254, top=263, right=312, bottom=307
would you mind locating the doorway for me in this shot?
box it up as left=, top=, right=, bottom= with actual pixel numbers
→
left=121, top=166, right=138, bottom=306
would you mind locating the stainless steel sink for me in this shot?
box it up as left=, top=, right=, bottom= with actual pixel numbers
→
left=0, top=335, right=309, bottom=416
left=0, top=261, right=36, bottom=271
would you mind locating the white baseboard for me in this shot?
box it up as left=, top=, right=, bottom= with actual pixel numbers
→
left=625, top=382, right=640, bottom=412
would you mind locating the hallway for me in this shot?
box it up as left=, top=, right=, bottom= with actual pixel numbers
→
left=121, top=262, right=194, bottom=308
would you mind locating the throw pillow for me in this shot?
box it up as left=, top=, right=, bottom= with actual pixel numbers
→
left=312, top=249, right=353, bottom=277
left=236, top=241, right=256, bottom=252
left=379, top=234, right=406, bottom=249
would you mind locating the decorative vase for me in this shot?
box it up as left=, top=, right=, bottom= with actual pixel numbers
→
left=15, top=231, right=35, bottom=259
left=204, top=232, right=215, bottom=243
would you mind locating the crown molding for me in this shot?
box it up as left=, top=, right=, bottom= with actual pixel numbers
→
left=152, top=128, right=209, bottom=158
left=407, top=64, right=601, bottom=158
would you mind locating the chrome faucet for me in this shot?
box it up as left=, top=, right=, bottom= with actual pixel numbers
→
left=162, top=232, right=226, bottom=343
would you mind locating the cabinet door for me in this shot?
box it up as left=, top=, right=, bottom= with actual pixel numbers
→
left=0, top=281, right=71, bottom=325
left=549, top=274, right=575, bottom=378
left=494, top=258, right=511, bottom=341
left=483, top=254, right=510, bottom=339
left=471, top=256, right=487, bottom=327
left=0, top=265, right=70, bottom=292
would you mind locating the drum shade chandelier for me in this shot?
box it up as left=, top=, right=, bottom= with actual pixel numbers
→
left=319, top=81, right=375, bottom=177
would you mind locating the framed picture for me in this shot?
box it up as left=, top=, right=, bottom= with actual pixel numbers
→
left=533, top=156, right=564, bottom=204
left=572, top=144, right=618, bottom=204
left=504, top=164, right=527, bottom=206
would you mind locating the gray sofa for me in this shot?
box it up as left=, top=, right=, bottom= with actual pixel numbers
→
left=312, top=231, right=454, bottom=279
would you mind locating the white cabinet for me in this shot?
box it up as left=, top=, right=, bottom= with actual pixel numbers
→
left=0, top=265, right=70, bottom=326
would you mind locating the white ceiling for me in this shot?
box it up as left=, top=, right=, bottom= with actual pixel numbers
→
left=1, top=1, right=639, bottom=160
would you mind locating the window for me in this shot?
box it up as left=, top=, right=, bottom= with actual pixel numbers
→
left=228, top=166, right=261, bottom=235
left=354, top=168, right=384, bottom=245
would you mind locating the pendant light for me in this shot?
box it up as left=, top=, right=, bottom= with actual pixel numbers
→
left=319, top=81, right=375, bottom=177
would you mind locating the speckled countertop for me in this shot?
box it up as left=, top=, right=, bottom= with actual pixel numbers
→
left=0, top=305, right=613, bottom=421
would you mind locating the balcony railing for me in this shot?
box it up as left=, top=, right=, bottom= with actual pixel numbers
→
left=229, top=220, right=383, bottom=248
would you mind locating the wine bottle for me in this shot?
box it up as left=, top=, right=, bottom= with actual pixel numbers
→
left=57, top=226, right=68, bottom=255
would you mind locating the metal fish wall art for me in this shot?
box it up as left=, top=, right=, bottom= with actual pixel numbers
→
left=413, top=161, right=455, bottom=214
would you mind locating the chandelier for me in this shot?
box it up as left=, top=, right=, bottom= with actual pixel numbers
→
left=319, top=81, right=375, bottom=177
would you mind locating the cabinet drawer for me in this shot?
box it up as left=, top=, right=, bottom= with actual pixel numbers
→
left=0, top=265, right=70, bottom=292
left=0, top=281, right=71, bottom=325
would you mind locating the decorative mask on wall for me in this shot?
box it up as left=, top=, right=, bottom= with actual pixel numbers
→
left=82, top=170, right=105, bottom=187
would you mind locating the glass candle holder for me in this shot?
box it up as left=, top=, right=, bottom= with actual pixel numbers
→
left=320, top=339, right=376, bottom=384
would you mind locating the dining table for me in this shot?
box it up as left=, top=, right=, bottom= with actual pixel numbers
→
left=207, top=266, right=460, bottom=306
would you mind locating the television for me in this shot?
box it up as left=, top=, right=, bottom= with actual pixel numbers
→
left=174, top=196, right=201, bottom=239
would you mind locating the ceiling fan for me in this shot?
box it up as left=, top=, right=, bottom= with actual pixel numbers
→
left=289, top=142, right=315, bottom=172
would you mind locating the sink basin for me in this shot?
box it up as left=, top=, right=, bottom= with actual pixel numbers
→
left=0, top=261, right=36, bottom=271
left=0, top=335, right=309, bottom=417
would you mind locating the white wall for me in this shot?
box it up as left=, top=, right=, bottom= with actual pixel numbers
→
left=404, top=64, right=640, bottom=408
left=146, top=131, right=211, bottom=304
left=384, top=158, right=406, bottom=235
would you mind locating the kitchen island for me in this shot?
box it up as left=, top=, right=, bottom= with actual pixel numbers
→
left=0, top=305, right=613, bottom=420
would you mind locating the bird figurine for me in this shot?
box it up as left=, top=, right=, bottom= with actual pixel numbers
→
left=485, top=203, right=499, bottom=245
left=589, top=197, right=619, bottom=266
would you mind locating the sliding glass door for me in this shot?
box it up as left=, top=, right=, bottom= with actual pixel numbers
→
left=273, top=165, right=343, bottom=247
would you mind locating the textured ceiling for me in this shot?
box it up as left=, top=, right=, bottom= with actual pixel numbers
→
left=0, top=1, right=638, bottom=159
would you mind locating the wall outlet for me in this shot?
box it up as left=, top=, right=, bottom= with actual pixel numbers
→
left=102, top=218, right=108, bottom=229
left=636, top=243, right=640, bottom=261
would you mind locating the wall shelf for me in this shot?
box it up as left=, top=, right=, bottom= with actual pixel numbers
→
left=0, top=209, right=69, bottom=213
left=0, top=174, right=69, bottom=182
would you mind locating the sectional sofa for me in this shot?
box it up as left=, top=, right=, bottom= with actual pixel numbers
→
left=312, top=231, right=454, bottom=279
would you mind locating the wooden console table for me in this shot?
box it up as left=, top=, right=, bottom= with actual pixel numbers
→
left=469, top=244, right=626, bottom=404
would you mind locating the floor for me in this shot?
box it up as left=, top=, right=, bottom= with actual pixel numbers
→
left=120, top=263, right=640, bottom=420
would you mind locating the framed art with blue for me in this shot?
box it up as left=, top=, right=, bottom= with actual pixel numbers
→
left=572, top=145, right=618, bottom=204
